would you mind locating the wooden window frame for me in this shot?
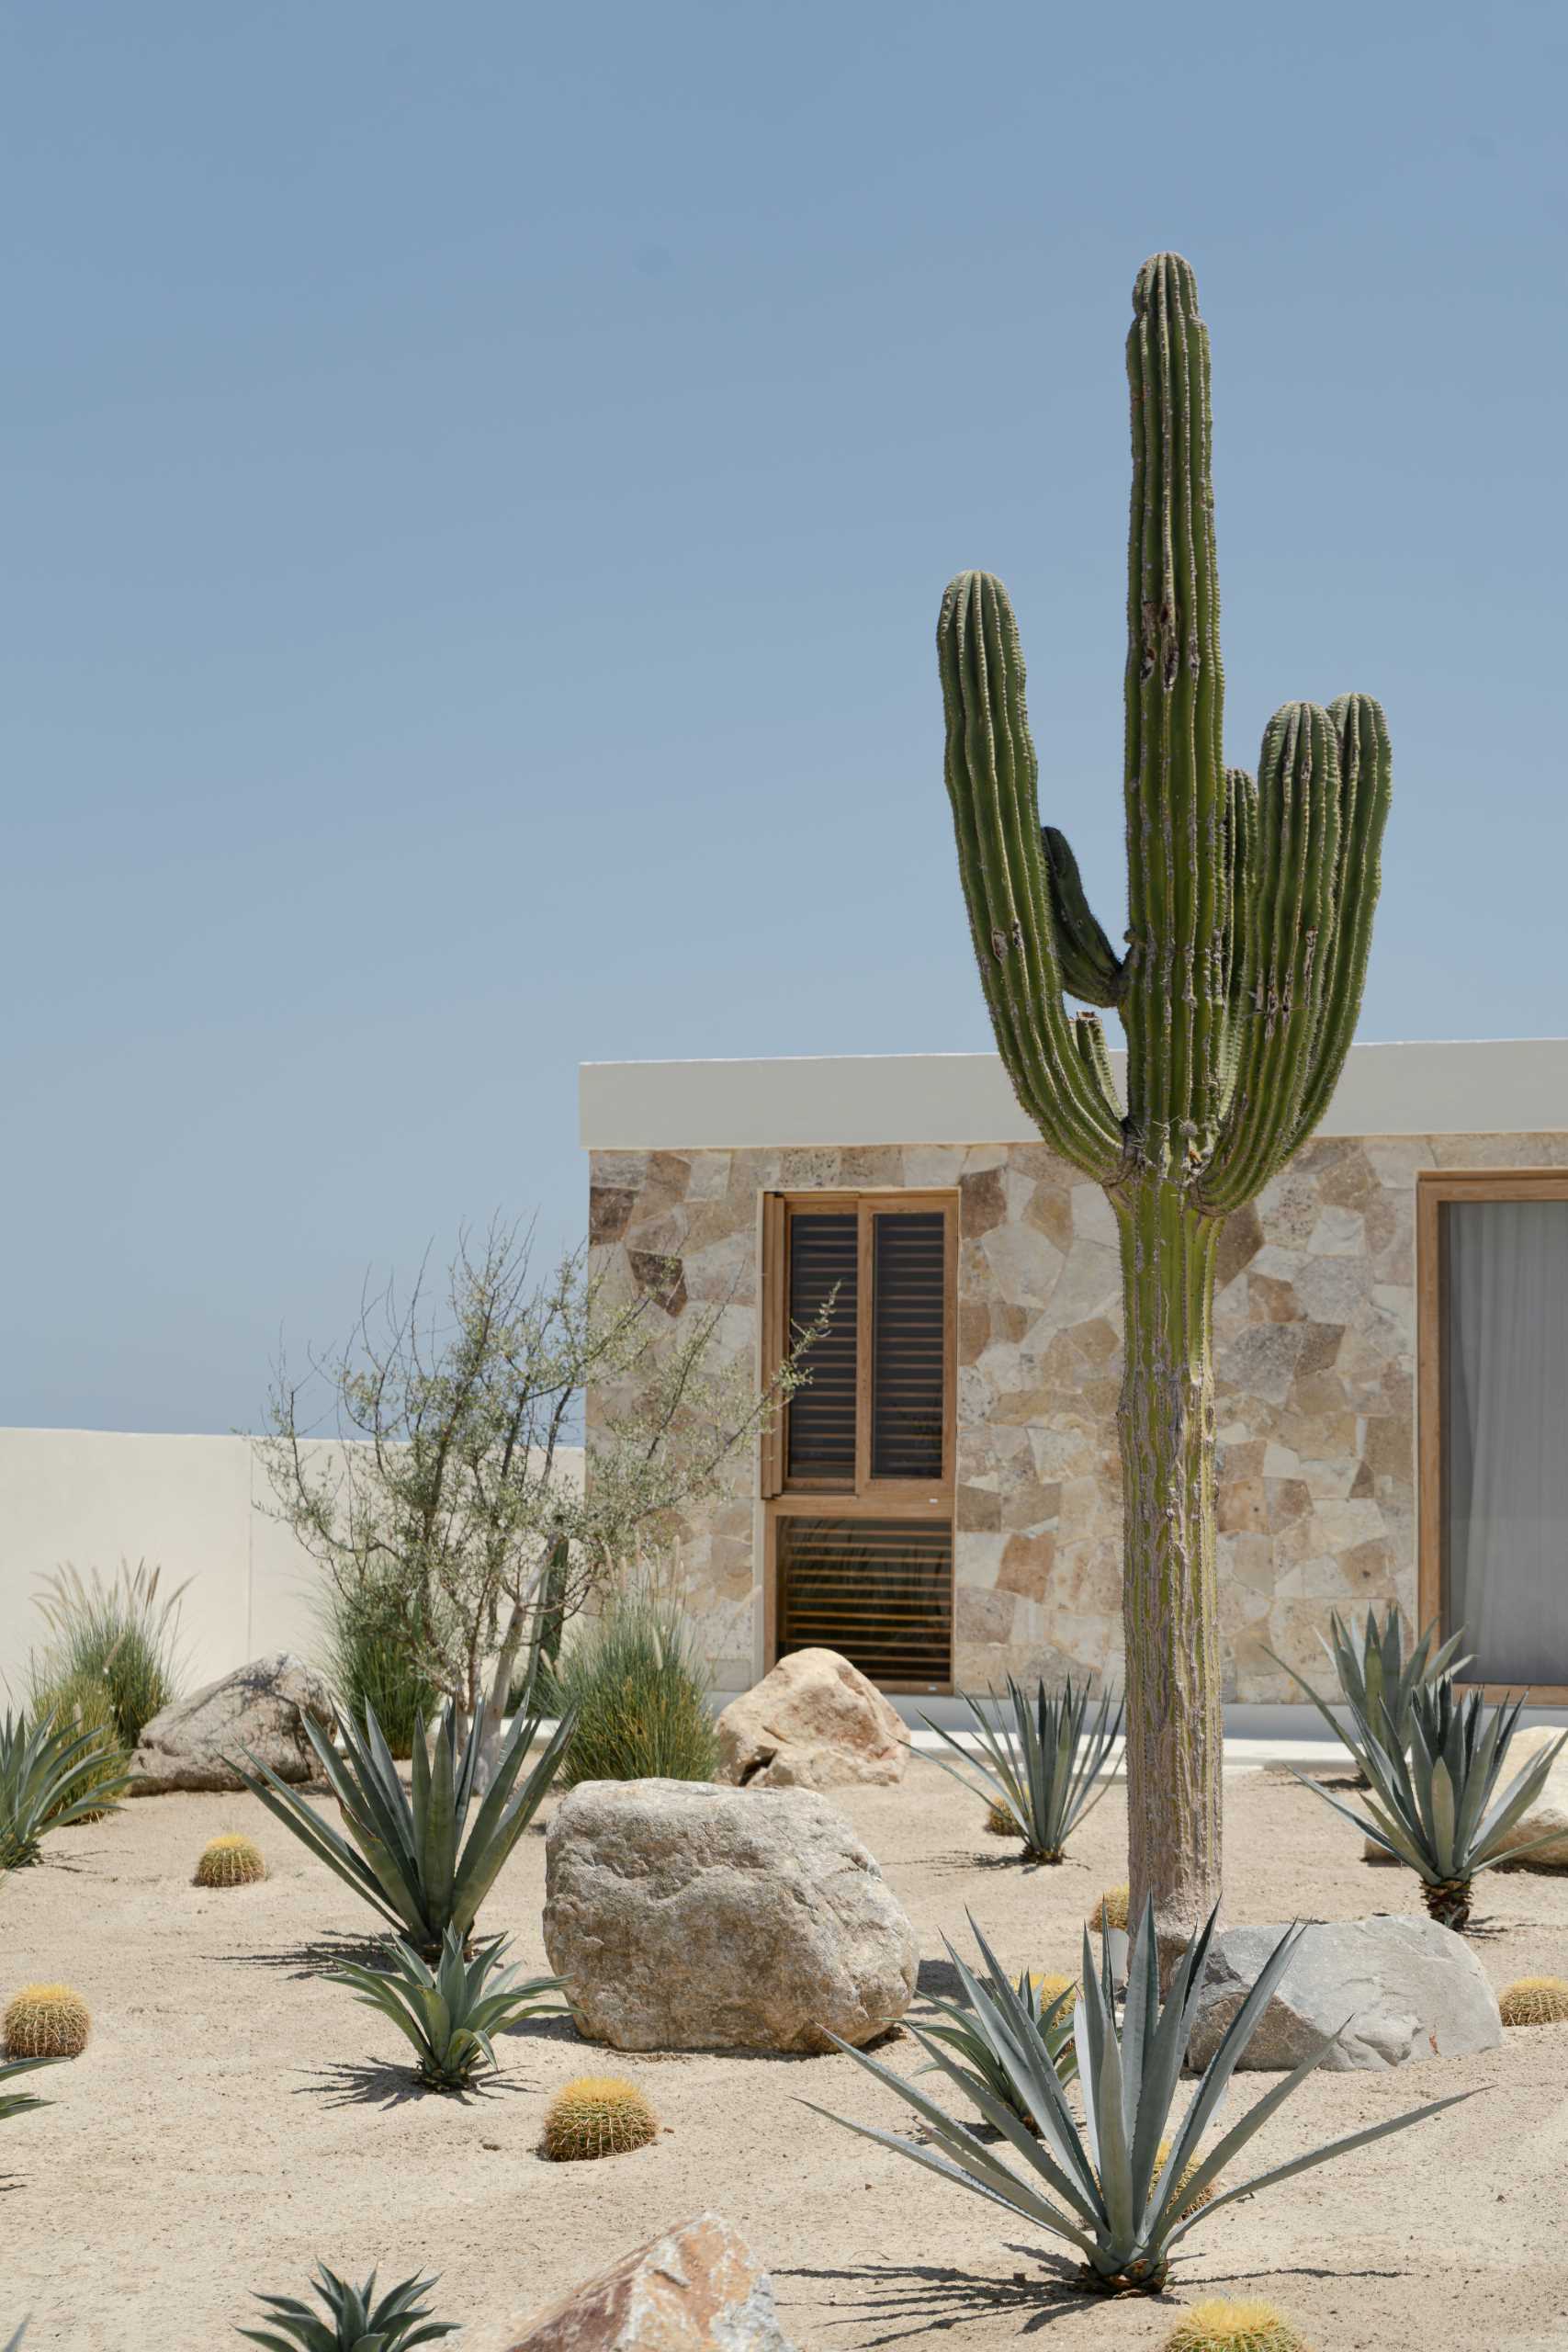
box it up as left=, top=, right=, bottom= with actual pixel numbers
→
left=761, top=1189, right=957, bottom=1692
left=1416, top=1168, right=1568, bottom=1703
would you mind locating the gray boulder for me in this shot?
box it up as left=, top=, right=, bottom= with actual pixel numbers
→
left=473, top=2214, right=795, bottom=2352
left=543, top=1778, right=917, bottom=2052
left=127, top=1652, right=336, bottom=1794
left=1186, top=1914, right=1502, bottom=2072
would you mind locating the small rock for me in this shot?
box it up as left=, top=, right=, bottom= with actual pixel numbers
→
left=715, top=1648, right=910, bottom=1791
left=1186, top=1915, right=1503, bottom=2072
left=126, top=1653, right=336, bottom=1794
left=475, top=2213, right=795, bottom=2352
left=543, top=1778, right=917, bottom=2052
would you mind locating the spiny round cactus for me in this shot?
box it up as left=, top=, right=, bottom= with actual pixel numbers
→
left=1024, top=1970, right=1077, bottom=2016
left=1162, top=2299, right=1309, bottom=2352
left=1089, top=1884, right=1130, bottom=1934
left=1499, top=1975, right=1568, bottom=2027
left=194, top=1832, right=266, bottom=1888
left=1156, top=2137, right=1218, bottom=2216
left=541, top=2075, right=658, bottom=2162
left=985, top=1798, right=1022, bottom=1838
left=5, top=1984, right=91, bottom=2060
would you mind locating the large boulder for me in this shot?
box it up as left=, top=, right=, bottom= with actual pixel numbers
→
left=715, top=1648, right=910, bottom=1791
left=543, top=1777, right=917, bottom=2052
left=473, top=2214, right=795, bottom=2352
left=1186, top=1915, right=1502, bottom=2072
left=126, top=1652, right=336, bottom=1794
left=1363, top=1724, right=1568, bottom=1870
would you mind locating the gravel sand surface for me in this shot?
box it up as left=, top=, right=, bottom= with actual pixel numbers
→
left=4, top=1764, right=1566, bottom=2350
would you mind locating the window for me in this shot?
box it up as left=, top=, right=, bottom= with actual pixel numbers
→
left=761, top=1193, right=956, bottom=1691
left=1418, top=1170, right=1568, bottom=1700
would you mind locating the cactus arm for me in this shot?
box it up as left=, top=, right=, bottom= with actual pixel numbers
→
left=1201, top=704, right=1344, bottom=1212
left=1215, top=765, right=1258, bottom=1120
left=940, top=571, right=1124, bottom=1180
left=1073, top=1009, right=1122, bottom=1123
left=1279, top=693, right=1393, bottom=1157
left=1041, top=827, right=1124, bottom=1006
left=1122, top=254, right=1226, bottom=1169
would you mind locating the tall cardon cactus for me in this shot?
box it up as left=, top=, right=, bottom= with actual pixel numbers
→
left=939, top=254, right=1392, bottom=1950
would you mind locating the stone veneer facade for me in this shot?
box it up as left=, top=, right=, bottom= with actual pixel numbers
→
left=587, top=1129, right=1568, bottom=1701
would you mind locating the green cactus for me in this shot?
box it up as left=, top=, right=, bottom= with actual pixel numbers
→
left=939, top=254, right=1392, bottom=1948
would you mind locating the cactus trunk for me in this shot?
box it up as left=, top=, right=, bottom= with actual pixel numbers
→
left=937, top=253, right=1391, bottom=1957
left=1114, top=1178, right=1223, bottom=1941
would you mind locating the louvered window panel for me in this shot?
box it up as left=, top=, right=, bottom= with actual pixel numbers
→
left=776, top=1517, right=953, bottom=1689
left=871, top=1212, right=946, bottom=1481
left=785, top=1213, right=859, bottom=1482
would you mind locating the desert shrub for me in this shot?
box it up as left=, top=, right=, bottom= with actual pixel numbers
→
left=27, top=1559, right=187, bottom=1750
left=1499, top=1975, right=1568, bottom=2027
left=542, top=2075, right=658, bottom=2160
left=4, top=1985, right=91, bottom=2060
left=315, top=1574, right=438, bottom=1762
left=552, top=1585, right=717, bottom=1789
left=196, top=1834, right=266, bottom=1889
left=1163, top=2302, right=1307, bottom=2352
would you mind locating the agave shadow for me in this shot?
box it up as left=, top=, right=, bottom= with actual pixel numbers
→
left=204, top=1933, right=391, bottom=1980
left=291, top=2058, right=534, bottom=2110
left=773, top=2253, right=1118, bottom=2342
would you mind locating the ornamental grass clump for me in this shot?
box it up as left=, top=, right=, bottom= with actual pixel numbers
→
left=919, top=1926, right=1079, bottom=2130
left=542, top=2075, right=659, bottom=2161
left=5, top=1985, right=91, bottom=2061
left=315, top=1572, right=440, bottom=1764
left=811, top=1896, right=1465, bottom=2294
left=238, top=2263, right=457, bottom=2351
left=0, top=1709, right=131, bottom=1869
left=1499, top=1976, right=1568, bottom=2027
left=196, top=1833, right=266, bottom=1888
left=29, top=1558, right=188, bottom=1749
left=332, top=1927, right=562, bottom=2091
left=1266, top=1603, right=1469, bottom=1776
left=1292, top=1681, right=1568, bottom=1928
left=552, top=1584, right=718, bottom=1789
left=230, top=1696, right=570, bottom=1959
left=1163, top=2302, right=1308, bottom=2352
left=921, top=1678, right=1122, bottom=1864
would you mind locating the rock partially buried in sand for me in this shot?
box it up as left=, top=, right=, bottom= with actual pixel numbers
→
left=1186, top=1915, right=1502, bottom=2072
left=543, top=1778, right=917, bottom=2052
left=715, top=1647, right=910, bottom=1791
left=127, top=1653, right=336, bottom=1794
left=475, top=2212, right=795, bottom=2352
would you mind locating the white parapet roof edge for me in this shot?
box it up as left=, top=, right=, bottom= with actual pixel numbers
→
left=581, top=1038, right=1568, bottom=1152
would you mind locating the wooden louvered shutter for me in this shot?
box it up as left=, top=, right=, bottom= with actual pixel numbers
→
left=759, top=1193, right=785, bottom=1499
left=870, top=1209, right=948, bottom=1483
left=784, top=1207, right=860, bottom=1483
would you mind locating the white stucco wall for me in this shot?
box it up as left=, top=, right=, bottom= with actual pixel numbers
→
left=0, top=1430, right=584, bottom=1709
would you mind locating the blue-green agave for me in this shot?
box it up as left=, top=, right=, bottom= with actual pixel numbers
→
left=239, top=2264, right=457, bottom=2351
left=0, top=1705, right=132, bottom=1869
left=921, top=1678, right=1122, bottom=1863
left=332, top=1925, right=563, bottom=2089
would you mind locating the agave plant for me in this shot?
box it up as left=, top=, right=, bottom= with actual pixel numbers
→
left=0, top=1706, right=133, bottom=1870
left=1292, top=1681, right=1568, bottom=1928
left=1267, top=1605, right=1469, bottom=1773
left=920, top=1678, right=1122, bottom=1863
left=918, top=1925, right=1078, bottom=2129
left=331, top=1925, right=564, bottom=2090
left=0, top=2056, right=59, bottom=2123
left=809, top=1898, right=1466, bottom=2293
left=238, top=2264, right=457, bottom=2351
left=231, top=1698, right=570, bottom=1958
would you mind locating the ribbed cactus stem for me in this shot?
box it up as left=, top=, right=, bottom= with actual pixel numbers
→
left=939, top=253, right=1392, bottom=1956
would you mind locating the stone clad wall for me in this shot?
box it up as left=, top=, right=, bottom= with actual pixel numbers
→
left=588, top=1132, right=1568, bottom=1701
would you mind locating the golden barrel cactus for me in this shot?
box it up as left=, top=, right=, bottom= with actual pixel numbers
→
left=984, top=1799, right=1021, bottom=1838
left=1499, top=1976, right=1568, bottom=2027
left=1089, top=1884, right=1130, bottom=1935
left=542, top=2075, right=658, bottom=2162
left=195, top=1833, right=266, bottom=1888
left=5, top=1984, right=91, bottom=2060
left=1163, top=2301, right=1308, bottom=2352
left=1024, top=1971, right=1077, bottom=2018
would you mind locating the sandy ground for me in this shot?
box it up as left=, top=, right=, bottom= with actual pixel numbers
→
left=3, top=1764, right=1567, bottom=2352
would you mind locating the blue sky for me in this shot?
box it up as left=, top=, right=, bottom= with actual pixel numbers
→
left=4, top=3, right=1564, bottom=1433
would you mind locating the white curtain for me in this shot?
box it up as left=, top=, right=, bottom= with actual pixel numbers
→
left=1444, top=1200, right=1568, bottom=1686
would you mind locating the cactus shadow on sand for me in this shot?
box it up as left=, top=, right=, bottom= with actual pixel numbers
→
left=290, top=2057, right=536, bottom=2110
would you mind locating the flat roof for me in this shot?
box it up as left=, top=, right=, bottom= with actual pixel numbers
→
left=580, top=1038, right=1568, bottom=1151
